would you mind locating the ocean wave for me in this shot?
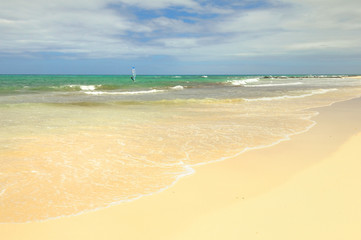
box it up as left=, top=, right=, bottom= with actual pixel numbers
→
left=83, top=89, right=165, bottom=95
left=226, top=78, right=259, bottom=86
left=66, top=85, right=101, bottom=91
left=244, top=82, right=303, bottom=87
left=244, top=88, right=338, bottom=102
left=170, top=85, right=184, bottom=90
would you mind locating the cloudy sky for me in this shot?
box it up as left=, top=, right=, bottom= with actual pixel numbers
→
left=0, top=0, right=360, bottom=74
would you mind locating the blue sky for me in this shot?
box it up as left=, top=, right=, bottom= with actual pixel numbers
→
left=0, top=0, right=360, bottom=74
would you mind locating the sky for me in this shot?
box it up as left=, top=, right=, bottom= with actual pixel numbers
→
left=0, top=0, right=360, bottom=74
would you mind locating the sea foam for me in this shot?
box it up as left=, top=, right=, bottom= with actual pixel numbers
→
left=171, top=85, right=184, bottom=90
left=226, top=78, right=259, bottom=86
left=66, top=85, right=101, bottom=91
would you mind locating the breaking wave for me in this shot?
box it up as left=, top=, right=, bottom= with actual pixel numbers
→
left=226, top=78, right=259, bottom=86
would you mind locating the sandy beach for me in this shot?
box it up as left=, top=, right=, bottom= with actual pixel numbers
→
left=344, top=76, right=361, bottom=79
left=1, top=96, right=361, bottom=240
left=2, top=0, right=361, bottom=237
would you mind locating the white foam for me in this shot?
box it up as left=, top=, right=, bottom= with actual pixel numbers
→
left=84, top=89, right=165, bottom=95
left=80, top=85, right=97, bottom=91
left=171, top=85, right=184, bottom=90
left=244, top=82, right=303, bottom=87
left=67, top=85, right=100, bottom=91
left=227, top=78, right=259, bottom=86
left=244, top=88, right=338, bottom=102
left=190, top=117, right=318, bottom=168
left=12, top=160, right=195, bottom=224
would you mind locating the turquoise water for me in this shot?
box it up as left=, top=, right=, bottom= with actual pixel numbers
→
left=0, top=75, right=232, bottom=93
left=1, top=74, right=360, bottom=104
left=0, top=74, right=353, bottom=92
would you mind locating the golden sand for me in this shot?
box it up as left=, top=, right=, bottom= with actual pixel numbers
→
left=1, top=97, right=361, bottom=240
left=344, top=75, right=361, bottom=79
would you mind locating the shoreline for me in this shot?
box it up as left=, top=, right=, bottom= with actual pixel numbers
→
left=1, top=97, right=361, bottom=239
left=343, top=75, right=361, bottom=79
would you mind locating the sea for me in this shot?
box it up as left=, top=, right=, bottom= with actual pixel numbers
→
left=1, top=74, right=361, bottom=223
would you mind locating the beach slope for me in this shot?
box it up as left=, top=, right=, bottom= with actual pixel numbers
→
left=1, top=98, right=361, bottom=240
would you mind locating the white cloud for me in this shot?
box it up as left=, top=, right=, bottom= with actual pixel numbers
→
left=0, top=0, right=361, bottom=61
left=202, top=0, right=361, bottom=58
left=155, top=37, right=199, bottom=48
left=148, top=17, right=199, bottom=33
left=0, top=0, right=135, bottom=56
left=113, top=0, right=200, bottom=9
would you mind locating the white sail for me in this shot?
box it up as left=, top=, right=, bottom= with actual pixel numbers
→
left=131, top=66, right=136, bottom=82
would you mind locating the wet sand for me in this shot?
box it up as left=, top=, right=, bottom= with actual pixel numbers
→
left=1, top=97, right=361, bottom=240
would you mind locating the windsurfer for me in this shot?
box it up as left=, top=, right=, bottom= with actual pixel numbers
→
left=131, top=66, right=136, bottom=82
